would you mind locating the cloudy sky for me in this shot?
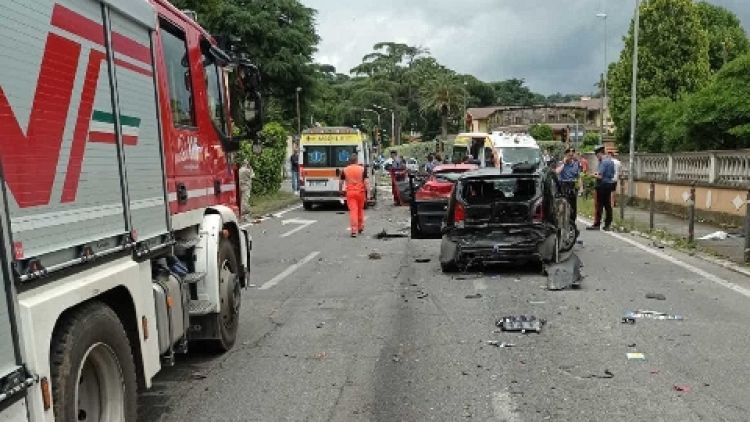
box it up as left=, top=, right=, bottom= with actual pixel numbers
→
left=302, top=0, right=750, bottom=95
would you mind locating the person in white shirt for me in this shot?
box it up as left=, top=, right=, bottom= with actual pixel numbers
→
left=611, top=154, right=622, bottom=206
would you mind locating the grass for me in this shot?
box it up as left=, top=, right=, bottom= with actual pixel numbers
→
left=249, top=190, right=300, bottom=217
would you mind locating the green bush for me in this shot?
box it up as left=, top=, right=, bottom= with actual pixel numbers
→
left=579, top=132, right=601, bottom=152
left=536, top=141, right=565, bottom=159
left=239, top=122, right=288, bottom=196
left=529, top=124, right=554, bottom=141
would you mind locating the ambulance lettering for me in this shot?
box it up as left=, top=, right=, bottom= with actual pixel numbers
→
left=0, top=4, right=152, bottom=208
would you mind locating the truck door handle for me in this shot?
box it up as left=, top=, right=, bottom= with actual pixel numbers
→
left=214, top=180, right=221, bottom=196
left=177, top=183, right=188, bottom=204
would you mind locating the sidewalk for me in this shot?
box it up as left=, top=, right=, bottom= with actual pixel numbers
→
left=579, top=198, right=747, bottom=266
left=617, top=206, right=746, bottom=264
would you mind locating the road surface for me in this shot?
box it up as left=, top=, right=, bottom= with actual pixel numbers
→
left=139, top=198, right=750, bottom=421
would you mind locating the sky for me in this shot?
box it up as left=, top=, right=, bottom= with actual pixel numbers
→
left=302, top=0, right=750, bottom=95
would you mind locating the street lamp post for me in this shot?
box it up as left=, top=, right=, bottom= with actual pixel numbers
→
left=373, top=105, right=395, bottom=146
left=295, top=87, right=302, bottom=136
left=463, top=81, right=468, bottom=132
left=596, top=10, right=608, bottom=142
left=628, top=0, right=640, bottom=200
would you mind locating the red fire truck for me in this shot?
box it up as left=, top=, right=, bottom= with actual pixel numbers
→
left=0, top=0, right=262, bottom=420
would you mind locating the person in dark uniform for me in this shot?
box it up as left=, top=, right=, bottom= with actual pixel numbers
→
left=587, top=145, right=616, bottom=231
left=555, top=147, right=582, bottom=223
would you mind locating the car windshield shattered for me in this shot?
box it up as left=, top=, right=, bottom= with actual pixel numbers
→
left=461, top=177, right=539, bottom=203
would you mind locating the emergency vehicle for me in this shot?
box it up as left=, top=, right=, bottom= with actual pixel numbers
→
left=451, top=133, right=496, bottom=167
left=299, top=127, right=376, bottom=210
left=491, top=132, right=543, bottom=171
left=0, top=0, right=262, bottom=420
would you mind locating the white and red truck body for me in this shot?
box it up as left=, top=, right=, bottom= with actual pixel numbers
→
left=0, top=0, right=260, bottom=420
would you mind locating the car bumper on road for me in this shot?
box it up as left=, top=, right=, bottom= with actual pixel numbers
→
left=442, top=226, right=555, bottom=264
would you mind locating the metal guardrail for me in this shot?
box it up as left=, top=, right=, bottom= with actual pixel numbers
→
left=612, top=150, right=750, bottom=186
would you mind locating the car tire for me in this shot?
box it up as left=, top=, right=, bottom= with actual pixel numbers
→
left=303, top=202, right=313, bottom=211
left=439, top=237, right=459, bottom=272
left=50, top=302, right=138, bottom=422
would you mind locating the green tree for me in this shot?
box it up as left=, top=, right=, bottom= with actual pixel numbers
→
left=579, top=132, right=601, bottom=152
left=608, top=0, right=710, bottom=147
left=239, top=122, right=288, bottom=196
left=492, top=78, right=545, bottom=106
left=419, top=73, right=467, bottom=143
left=696, top=2, right=750, bottom=73
left=684, top=52, right=750, bottom=150
left=529, top=124, right=554, bottom=141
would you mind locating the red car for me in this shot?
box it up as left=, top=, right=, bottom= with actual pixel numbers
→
left=410, top=164, right=478, bottom=238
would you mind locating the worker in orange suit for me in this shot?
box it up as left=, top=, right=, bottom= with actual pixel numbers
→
left=339, top=154, right=369, bottom=237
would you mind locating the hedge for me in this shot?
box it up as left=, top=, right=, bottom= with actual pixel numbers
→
left=239, top=122, right=288, bottom=196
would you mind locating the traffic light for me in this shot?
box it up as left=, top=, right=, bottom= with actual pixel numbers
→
left=375, top=128, right=381, bottom=144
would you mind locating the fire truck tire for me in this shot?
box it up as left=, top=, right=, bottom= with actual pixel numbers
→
left=50, top=301, right=138, bottom=422
left=213, top=238, right=240, bottom=351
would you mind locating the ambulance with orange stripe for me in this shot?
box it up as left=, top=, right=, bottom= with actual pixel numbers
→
left=299, top=127, right=377, bottom=210
left=0, top=0, right=263, bottom=420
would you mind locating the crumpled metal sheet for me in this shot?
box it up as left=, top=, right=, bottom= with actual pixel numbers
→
left=545, top=253, right=583, bottom=290
left=496, top=315, right=545, bottom=333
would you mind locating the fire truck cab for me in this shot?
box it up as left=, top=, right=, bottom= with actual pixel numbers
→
left=0, top=0, right=261, bottom=420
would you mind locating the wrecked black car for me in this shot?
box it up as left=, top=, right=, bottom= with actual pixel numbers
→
left=439, top=166, right=577, bottom=272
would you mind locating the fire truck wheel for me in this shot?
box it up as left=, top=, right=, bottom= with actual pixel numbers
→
left=214, top=238, right=240, bottom=351
left=50, top=301, right=138, bottom=422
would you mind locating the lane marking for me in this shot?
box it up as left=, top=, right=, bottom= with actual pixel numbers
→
left=281, top=218, right=317, bottom=237
left=491, top=391, right=520, bottom=422
left=273, top=203, right=302, bottom=218
left=259, top=251, right=320, bottom=290
left=578, top=217, right=750, bottom=299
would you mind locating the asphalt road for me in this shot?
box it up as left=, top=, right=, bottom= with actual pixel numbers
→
left=140, top=195, right=750, bottom=421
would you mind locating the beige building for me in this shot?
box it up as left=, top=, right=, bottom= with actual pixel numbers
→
left=466, top=97, right=614, bottom=140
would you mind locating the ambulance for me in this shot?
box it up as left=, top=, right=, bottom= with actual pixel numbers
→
left=450, top=132, right=497, bottom=168
left=299, top=127, right=377, bottom=210
left=491, top=132, right=543, bottom=172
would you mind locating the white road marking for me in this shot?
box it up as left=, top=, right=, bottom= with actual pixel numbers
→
left=578, top=217, right=750, bottom=300
left=273, top=204, right=302, bottom=218
left=491, top=391, right=520, bottom=422
left=259, top=251, right=321, bottom=290
left=473, top=279, right=488, bottom=290
left=281, top=218, right=317, bottom=238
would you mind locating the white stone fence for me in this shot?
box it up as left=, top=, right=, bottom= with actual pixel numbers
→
left=596, top=150, right=750, bottom=187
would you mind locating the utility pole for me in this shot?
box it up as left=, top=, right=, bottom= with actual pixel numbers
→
left=463, top=80, right=468, bottom=132
left=295, top=87, right=302, bottom=137
left=627, top=0, right=640, bottom=200
left=596, top=10, right=608, bottom=142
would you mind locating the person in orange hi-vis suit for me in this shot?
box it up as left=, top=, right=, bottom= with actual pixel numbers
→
left=339, top=154, right=369, bottom=238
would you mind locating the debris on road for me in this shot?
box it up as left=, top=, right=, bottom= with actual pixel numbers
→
left=414, top=258, right=431, bottom=263
left=392, top=355, right=401, bottom=363
left=622, top=316, right=636, bottom=325
left=315, top=322, right=326, bottom=329
left=528, top=300, right=546, bottom=305
left=464, top=293, right=482, bottom=299
left=545, top=253, right=583, bottom=290
left=416, top=291, right=429, bottom=299
left=625, top=310, right=684, bottom=321
left=191, top=372, right=208, bottom=380
left=368, top=252, right=382, bottom=260
left=645, top=293, right=666, bottom=300
left=375, top=230, right=408, bottom=240
left=487, top=341, right=515, bottom=348
left=627, top=343, right=637, bottom=348
left=585, top=370, right=614, bottom=379
left=312, top=352, right=328, bottom=361
left=496, top=315, right=545, bottom=334
left=673, top=384, right=691, bottom=393
left=626, top=352, right=646, bottom=360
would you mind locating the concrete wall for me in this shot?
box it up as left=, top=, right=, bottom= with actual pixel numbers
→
left=621, top=180, right=748, bottom=218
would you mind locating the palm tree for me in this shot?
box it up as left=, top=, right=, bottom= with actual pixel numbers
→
left=419, top=73, right=467, bottom=143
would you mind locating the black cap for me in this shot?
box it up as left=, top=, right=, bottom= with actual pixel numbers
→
left=594, top=145, right=605, bottom=154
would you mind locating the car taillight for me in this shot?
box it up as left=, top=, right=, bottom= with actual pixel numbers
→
left=454, top=202, right=465, bottom=227
left=532, top=198, right=544, bottom=223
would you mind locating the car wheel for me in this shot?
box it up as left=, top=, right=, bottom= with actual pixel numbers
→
left=303, top=202, right=313, bottom=211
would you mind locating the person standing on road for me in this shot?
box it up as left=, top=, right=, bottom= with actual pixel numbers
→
left=555, top=147, right=582, bottom=223
left=340, top=154, right=369, bottom=237
left=425, top=153, right=437, bottom=173
left=587, top=145, right=616, bottom=231
left=238, top=160, right=255, bottom=222
left=610, top=153, right=622, bottom=206
left=290, top=145, right=300, bottom=193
